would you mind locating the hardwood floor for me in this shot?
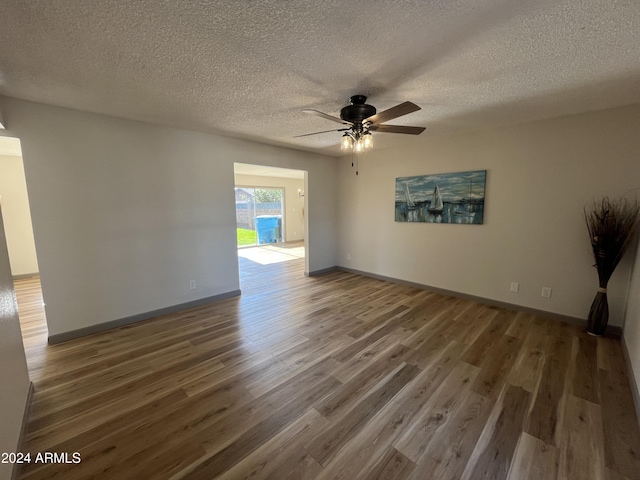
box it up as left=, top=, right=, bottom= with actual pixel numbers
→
left=13, top=250, right=640, bottom=480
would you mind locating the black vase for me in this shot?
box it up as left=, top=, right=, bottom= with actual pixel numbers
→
left=587, top=289, right=608, bottom=336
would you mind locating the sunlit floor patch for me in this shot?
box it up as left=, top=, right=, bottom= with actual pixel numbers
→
left=237, top=243, right=305, bottom=265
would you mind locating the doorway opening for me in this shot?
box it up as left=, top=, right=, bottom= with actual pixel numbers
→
left=0, top=135, right=48, bottom=362
left=233, top=163, right=307, bottom=293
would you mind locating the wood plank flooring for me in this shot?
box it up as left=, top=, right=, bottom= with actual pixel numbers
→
left=13, top=247, right=640, bottom=479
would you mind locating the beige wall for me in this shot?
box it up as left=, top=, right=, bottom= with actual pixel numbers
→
left=624, top=239, right=640, bottom=407
left=0, top=154, right=39, bottom=276
left=234, top=173, right=305, bottom=242
left=337, top=104, right=640, bottom=326
left=0, top=97, right=337, bottom=337
left=0, top=207, right=31, bottom=480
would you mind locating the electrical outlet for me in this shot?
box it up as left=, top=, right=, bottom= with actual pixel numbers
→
left=189, top=280, right=196, bottom=290
left=347, top=253, right=351, bottom=261
left=510, top=282, right=519, bottom=293
left=542, top=287, right=552, bottom=298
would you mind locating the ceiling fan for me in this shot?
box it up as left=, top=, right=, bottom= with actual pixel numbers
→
left=295, top=95, right=426, bottom=151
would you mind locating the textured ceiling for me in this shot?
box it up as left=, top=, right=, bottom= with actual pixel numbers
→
left=0, top=0, right=639, bottom=156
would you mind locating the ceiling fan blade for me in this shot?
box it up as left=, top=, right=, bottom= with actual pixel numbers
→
left=302, top=109, right=352, bottom=125
left=294, top=128, right=351, bottom=138
left=365, top=101, right=421, bottom=125
left=369, top=124, right=426, bottom=135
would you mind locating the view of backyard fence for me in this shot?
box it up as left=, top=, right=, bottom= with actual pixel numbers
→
left=235, top=187, right=284, bottom=246
left=235, top=201, right=282, bottom=230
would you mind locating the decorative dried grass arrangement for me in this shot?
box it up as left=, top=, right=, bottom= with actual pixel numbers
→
left=584, top=196, right=640, bottom=335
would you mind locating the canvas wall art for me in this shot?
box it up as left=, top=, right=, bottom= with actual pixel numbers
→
left=395, top=170, right=486, bottom=224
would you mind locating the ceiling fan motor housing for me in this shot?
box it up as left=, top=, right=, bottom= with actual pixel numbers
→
left=340, top=95, right=376, bottom=124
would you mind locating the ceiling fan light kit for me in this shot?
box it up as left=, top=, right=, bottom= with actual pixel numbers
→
left=299, top=95, right=426, bottom=152
left=341, top=130, right=373, bottom=152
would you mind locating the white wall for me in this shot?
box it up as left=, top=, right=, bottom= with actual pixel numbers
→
left=337, top=105, right=640, bottom=326
left=624, top=239, right=640, bottom=406
left=0, top=207, right=31, bottom=480
left=234, top=173, right=305, bottom=242
left=0, top=154, right=39, bottom=276
left=0, top=97, right=337, bottom=337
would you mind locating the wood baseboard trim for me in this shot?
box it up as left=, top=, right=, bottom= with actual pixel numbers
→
left=13, top=381, right=34, bottom=480
left=336, top=266, right=622, bottom=337
left=621, top=334, right=640, bottom=431
left=48, top=289, right=242, bottom=345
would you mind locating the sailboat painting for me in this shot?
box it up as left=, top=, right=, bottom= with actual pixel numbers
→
left=395, top=170, right=486, bottom=224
